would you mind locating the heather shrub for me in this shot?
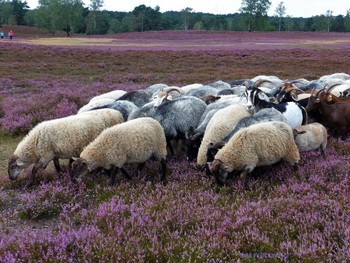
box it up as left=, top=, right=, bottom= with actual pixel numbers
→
left=0, top=78, right=141, bottom=134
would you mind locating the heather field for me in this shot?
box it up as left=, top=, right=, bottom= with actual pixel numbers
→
left=1, top=30, right=350, bottom=261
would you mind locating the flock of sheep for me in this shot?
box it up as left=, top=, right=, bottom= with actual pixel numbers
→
left=8, top=72, right=350, bottom=187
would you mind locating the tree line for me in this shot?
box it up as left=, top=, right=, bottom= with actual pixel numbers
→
left=1, top=0, right=350, bottom=35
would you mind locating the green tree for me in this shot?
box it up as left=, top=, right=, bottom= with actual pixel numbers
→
left=35, top=0, right=85, bottom=35
left=239, top=0, right=271, bottom=31
left=181, top=7, right=192, bottom=30
left=0, top=0, right=12, bottom=25
left=344, top=9, right=350, bottom=32
left=132, top=5, right=162, bottom=31
left=88, top=0, right=104, bottom=34
left=331, top=15, right=344, bottom=32
left=325, top=9, right=333, bottom=32
left=274, top=1, right=285, bottom=31
left=11, top=0, right=29, bottom=25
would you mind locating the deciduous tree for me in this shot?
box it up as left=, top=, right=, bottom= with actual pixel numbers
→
left=274, top=1, right=285, bottom=31
left=240, top=0, right=271, bottom=31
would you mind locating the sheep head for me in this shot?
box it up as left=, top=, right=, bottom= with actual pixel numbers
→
left=71, top=157, right=89, bottom=182
left=200, top=94, right=221, bottom=105
left=153, top=87, right=183, bottom=108
left=207, top=159, right=233, bottom=186
left=185, top=127, right=203, bottom=162
left=8, top=156, right=26, bottom=180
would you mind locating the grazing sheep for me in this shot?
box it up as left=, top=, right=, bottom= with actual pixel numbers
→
left=208, top=121, right=300, bottom=186
left=71, top=117, right=168, bottom=185
left=206, top=107, right=288, bottom=165
left=293, top=122, right=328, bottom=158
left=195, top=104, right=251, bottom=167
left=8, top=109, right=124, bottom=188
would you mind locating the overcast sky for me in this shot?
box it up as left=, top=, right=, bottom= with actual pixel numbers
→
left=26, top=0, right=350, bottom=18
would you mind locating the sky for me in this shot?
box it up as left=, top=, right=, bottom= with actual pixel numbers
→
left=25, top=0, right=350, bottom=18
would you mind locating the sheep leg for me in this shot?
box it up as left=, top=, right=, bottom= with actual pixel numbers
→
left=68, top=158, right=74, bottom=168
left=53, top=157, right=61, bottom=175
left=120, top=168, right=131, bottom=180
left=26, top=159, right=50, bottom=188
left=110, top=166, right=119, bottom=186
left=205, top=163, right=212, bottom=178
left=136, top=163, right=145, bottom=176
left=160, top=158, right=167, bottom=183
left=166, top=138, right=175, bottom=155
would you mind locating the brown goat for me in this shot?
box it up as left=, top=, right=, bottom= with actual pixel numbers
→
left=306, top=89, right=350, bottom=139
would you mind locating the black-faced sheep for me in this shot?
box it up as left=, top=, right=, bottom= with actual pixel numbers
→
left=71, top=117, right=168, bottom=185
left=208, top=121, right=300, bottom=186
left=8, top=109, right=124, bottom=188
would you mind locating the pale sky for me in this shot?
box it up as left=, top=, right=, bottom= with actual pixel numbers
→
left=26, top=0, right=350, bottom=18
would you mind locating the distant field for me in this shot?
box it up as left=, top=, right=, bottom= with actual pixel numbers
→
left=12, top=30, right=350, bottom=50
left=1, top=30, right=350, bottom=261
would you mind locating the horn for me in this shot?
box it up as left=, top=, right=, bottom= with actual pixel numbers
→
left=163, top=87, right=183, bottom=100
left=191, top=132, right=203, bottom=141
left=252, top=79, right=272, bottom=89
left=325, top=82, right=341, bottom=93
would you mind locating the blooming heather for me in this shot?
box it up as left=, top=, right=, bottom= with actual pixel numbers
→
left=1, top=31, right=350, bottom=261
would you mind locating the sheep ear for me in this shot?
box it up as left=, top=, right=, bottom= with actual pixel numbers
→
left=293, top=129, right=306, bottom=137
left=72, top=157, right=79, bottom=161
left=258, top=92, right=268, bottom=101
left=16, top=159, right=24, bottom=166
left=222, top=163, right=234, bottom=172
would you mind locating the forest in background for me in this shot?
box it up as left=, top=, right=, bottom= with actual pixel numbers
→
left=0, top=0, right=350, bottom=36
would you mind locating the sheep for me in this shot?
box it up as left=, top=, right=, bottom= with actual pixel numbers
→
left=116, top=90, right=150, bottom=107
left=208, top=121, right=300, bottom=186
left=152, top=87, right=183, bottom=107
left=71, top=117, right=168, bottom=185
left=129, top=95, right=207, bottom=156
left=78, top=98, right=115, bottom=113
left=207, top=80, right=231, bottom=89
left=185, top=99, right=243, bottom=161
left=195, top=104, right=251, bottom=167
left=89, top=90, right=126, bottom=102
left=185, top=85, right=220, bottom=98
left=8, top=109, right=124, bottom=188
left=293, top=122, right=328, bottom=158
left=88, top=100, right=138, bottom=121
left=206, top=107, right=288, bottom=166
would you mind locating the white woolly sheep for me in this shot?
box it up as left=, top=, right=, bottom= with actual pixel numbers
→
left=78, top=98, right=115, bottom=113
left=293, top=122, right=328, bottom=158
left=71, top=117, right=168, bottom=185
left=196, top=104, right=251, bottom=167
left=89, top=90, right=127, bottom=102
left=208, top=121, right=300, bottom=186
left=8, top=109, right=124, bottom=188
